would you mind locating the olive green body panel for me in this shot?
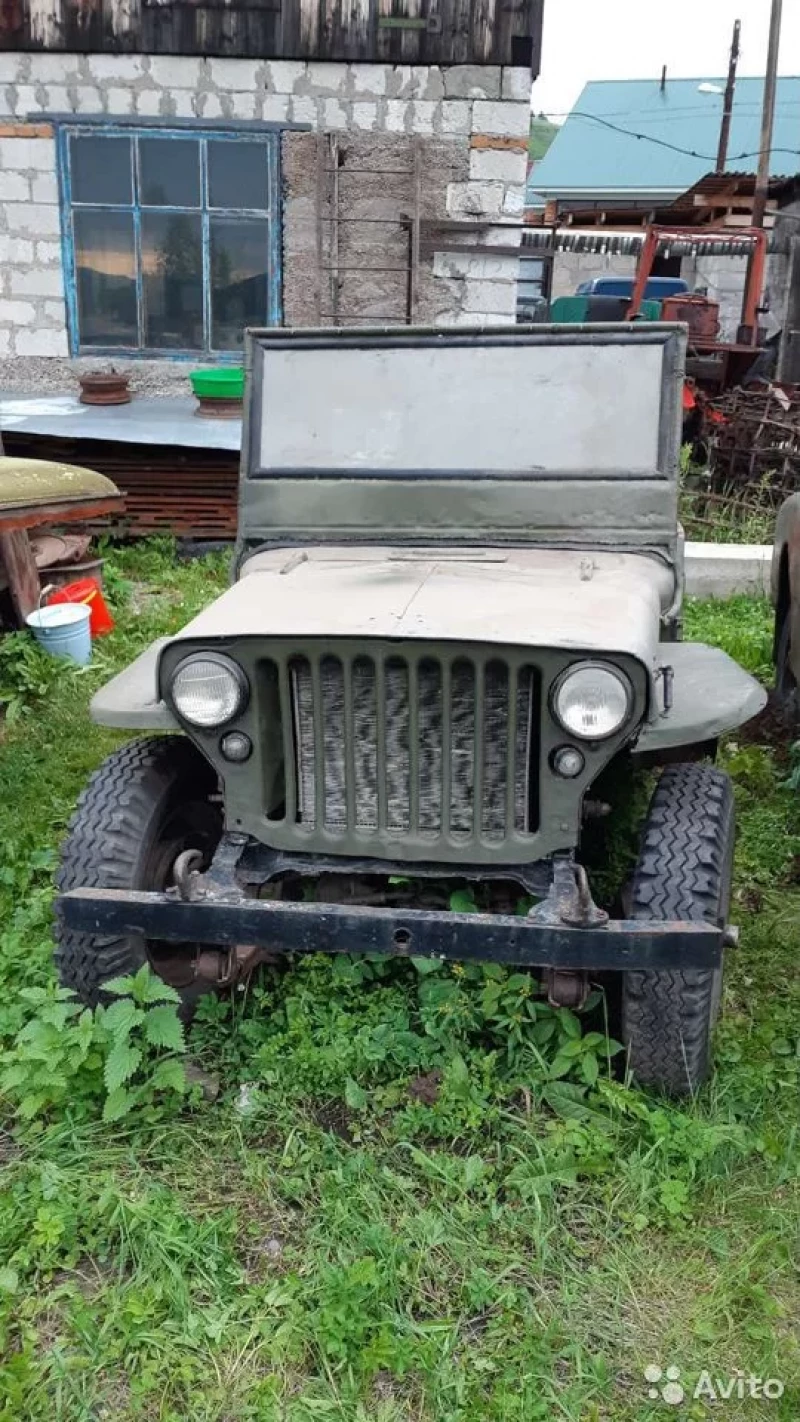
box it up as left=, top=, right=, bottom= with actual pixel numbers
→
left=173, top=546, right=674, bottom=665
left=155, top=633, right=649, bottom=864
left=634, top=644, right=767, bottom=754
left=238, top=324, right=685, bottom=564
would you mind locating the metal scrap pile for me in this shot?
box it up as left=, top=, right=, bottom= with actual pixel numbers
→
left=708, top=386, right=800, bottom=504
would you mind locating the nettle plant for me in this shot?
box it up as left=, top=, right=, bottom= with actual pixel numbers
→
left=1, top=966, right=189, bottom=1124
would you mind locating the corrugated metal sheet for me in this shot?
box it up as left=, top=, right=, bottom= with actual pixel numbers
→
left=529, top=76, right=800, bottom=203
left=0, top=434, right=239, bottom=540
left=2, top=0, right=543, bottom=67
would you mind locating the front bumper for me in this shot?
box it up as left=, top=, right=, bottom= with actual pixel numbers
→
left=58, top=887, right=723, bottom=973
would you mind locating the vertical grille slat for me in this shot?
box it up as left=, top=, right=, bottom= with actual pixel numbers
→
left=289, top=645, right=537, bottom=845
left=310, top=658, right=326, bottom=829
left=440, top=661, right=452, bottom=837
left=408, top=658, right=420, bottom=835
left=473, top=659, right=485, bottom=840
left=277, top=660, right=298, bottom=825
left=505, top=663, right=519, bottom=840
left=375, top=657, right=388, bottom=831
left=342, top=655, right=357, bottom=834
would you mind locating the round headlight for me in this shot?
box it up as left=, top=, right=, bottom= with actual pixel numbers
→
left=170, top=655, right=248, bottom=729
left=552, top=663, right=632, bottom=741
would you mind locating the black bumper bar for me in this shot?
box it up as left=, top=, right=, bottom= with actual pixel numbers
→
left=58, top=888, right=723, bottom=971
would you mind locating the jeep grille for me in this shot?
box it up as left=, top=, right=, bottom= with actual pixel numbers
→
left=280, top=646, right=538, bottom=849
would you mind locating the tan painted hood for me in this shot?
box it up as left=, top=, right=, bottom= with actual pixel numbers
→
left=173, top=545, right=675, bottom=669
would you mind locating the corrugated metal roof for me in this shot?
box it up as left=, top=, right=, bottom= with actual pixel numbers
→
left=529, top=76, right=800, bottom=202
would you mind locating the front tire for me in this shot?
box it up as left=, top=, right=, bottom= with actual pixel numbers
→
left=56, top=736, right=222, bottom=1007
left=776, top=615, right=798, bottom=721
left=621, top=764, right=735, bottom=1096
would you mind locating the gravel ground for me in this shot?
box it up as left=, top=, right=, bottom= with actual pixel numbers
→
left=0, top=356, right=230, bottom=398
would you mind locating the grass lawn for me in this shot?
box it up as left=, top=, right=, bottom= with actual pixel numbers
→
left=0, top=540, right=798, bottom=1421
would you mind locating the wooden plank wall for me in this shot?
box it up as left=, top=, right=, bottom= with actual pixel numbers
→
left=1, top=0, right=543, bottom=67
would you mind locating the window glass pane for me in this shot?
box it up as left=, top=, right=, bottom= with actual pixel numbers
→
left=210, top=217, right=269, bottom=350
left=70, top=135, right=132, bottom=205
left=142, top=211, right=204, bottom=349
left=139, top=137, right=200, bottom=208
left=208, top=140, right=269, bottom=210
left=74, top=209, right=137, bottom=347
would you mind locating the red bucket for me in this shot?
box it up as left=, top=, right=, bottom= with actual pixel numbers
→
left=47, top=578, right=114, bottom=637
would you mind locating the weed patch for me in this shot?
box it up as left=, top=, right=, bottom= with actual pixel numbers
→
left=0, top=545, right=797, bottom=1419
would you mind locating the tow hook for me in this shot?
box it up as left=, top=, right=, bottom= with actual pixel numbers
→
left=530, top=857, right=604, bottom=1011
left=194, top=944, right=265, bottom=987
left=171, top=849, right=205, bottom=903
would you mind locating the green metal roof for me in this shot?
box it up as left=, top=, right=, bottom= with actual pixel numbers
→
left=528, top=76, right=800, bottom=202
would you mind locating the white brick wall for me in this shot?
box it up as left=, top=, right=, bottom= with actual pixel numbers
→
left=0, top=54, right=531, bottom=362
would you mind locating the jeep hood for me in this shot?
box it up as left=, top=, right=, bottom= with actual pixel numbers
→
left=171, top=545, right=675, bottom=669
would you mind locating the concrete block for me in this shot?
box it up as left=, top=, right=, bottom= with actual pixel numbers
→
left=472, top=100, right=530, bottom=138
left=443, top=66, right=501, bottom=100
left=2, top=172, right=31, bottom=201
left=469, top=146, right=527, bottom=183
left=0, top=136, right=54, bottom=171
left=231, top=91, right=258, bottom=120
left=44, top=85, right=73, bottom=113
left=0, top=298, right=36, bottom=324
left=149, top=56, right=203, bottom=89
left=323, top=97, right=349, bottom=130
left=35, top=239, right=61, bottom=265
left=5, top=203, right=60, bottom=236
left=0, top=328, right=10, bottom=357
left=348, top=64, right=387, bottom=97
left=0, top=54, right=24, bottom=83
left=15, top=326, right=69, bottom=356
left=684, top=542, right=772, bottom=598
left=171, top=92, right=197, bottom=119
left=267, top=60, right=307, bottom=93
left=0, top=235, right=34, bottom=263
left=107, top=86, right=135, bottom=115
left=262, top=93, right=291, bottom=123
left=433, top=251, right=519, bottom=281
left=133, top=89, right=162, bottom=117
left=290, top=95, right=318, bottom=124
left=482, top=225, right=523, bottom=246
left=208, top=57, right=260, bottom=91
left=86, top=54, right=145, bottom=83
left=462, top=278, right=517, bottom=314
left=43, top=299, right=67, bottom=323
left=352, top=101, right=378, bottom=132
left=385, top=99, right=411, bottom=134
left=11, top=268, right=64, bottom=298
left=502, top=186, right=525, bottom=215
left=0, top=89, right=14, bottom=118
left=410, top=100, right=436, bottom=135
left=501, top=67, right=532, bottom=102
left=14, top=86, right=45, bottom=115
left=439, top=99, right=471, bottom=136
left=31, top=171, right=58, bottom=203
left=446, top=180, right=504, bottom=218
left=411, top=66, right=444, bottom=101
left=201, top=93, right=225, bottom=119
left=305, top=62, right=350, bottom=94
left=25, top=54, right=80, bottom=85
left=74, top=87, right=104, bottom=114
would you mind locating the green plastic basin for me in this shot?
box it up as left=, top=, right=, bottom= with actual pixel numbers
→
left=189, top=368, right=245, bottom=399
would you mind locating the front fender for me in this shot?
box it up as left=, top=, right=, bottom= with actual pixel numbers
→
left=90, top=638, right=176, bottom=731
left=635, top=643, right=766, bottom=754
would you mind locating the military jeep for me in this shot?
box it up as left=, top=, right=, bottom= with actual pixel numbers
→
left=57, top=325, right=767, bottom=1095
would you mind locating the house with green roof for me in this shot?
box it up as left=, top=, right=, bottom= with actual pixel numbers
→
left=523, top=75, right=800, bottom=339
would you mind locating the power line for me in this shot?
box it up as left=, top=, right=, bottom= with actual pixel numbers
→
left=551, top=111, right=800, bottom=166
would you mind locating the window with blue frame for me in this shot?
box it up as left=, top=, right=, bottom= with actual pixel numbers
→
left=58, top=126, right=281, bottom=356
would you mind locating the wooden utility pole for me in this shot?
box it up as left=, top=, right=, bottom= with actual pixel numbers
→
left=715, top=19, right=740, bottom=172
left=751, top=0, right=782, bottom=228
